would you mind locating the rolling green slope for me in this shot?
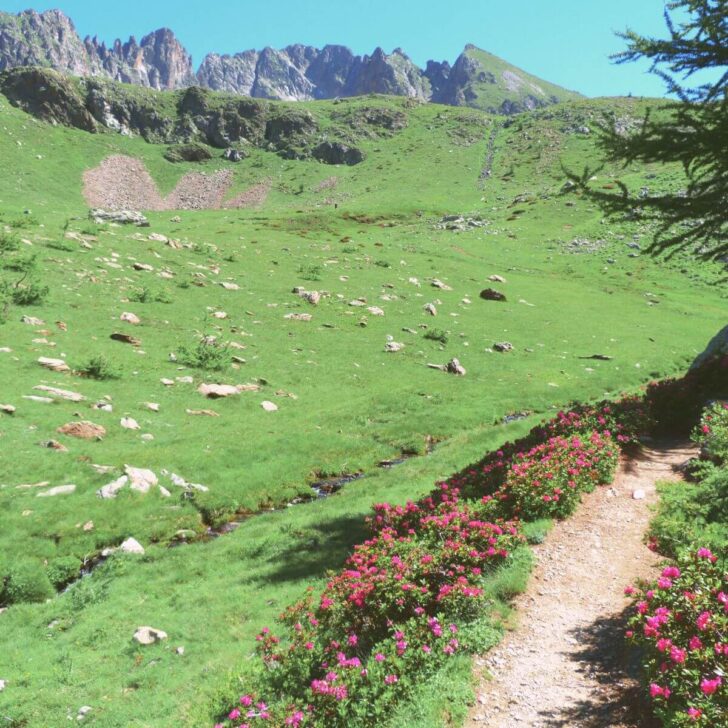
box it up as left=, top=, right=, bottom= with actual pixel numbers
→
left=0, top=86, right=724, bottom=726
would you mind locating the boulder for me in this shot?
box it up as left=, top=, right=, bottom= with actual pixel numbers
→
left=691, top=324, right=728, bottom=370
left=164, top=143, right=213, bottom=163
left=312, top=141, right=364, bottom=166
left=222, top=148, right=246, bottom=162
left=90, top=209, right=149, bottom=226
left=133, top=626, right=168, bottom=645
left=57, top=421, right=106, bottom=439
left=119, top=537, right=145, bottom=555
left=480, top=288, right=507, bottom=302
left=124, top=466, right=158, bottom=493
left=446, top=358, right=466, bottom=376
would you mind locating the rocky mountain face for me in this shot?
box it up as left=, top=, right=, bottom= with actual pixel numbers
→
left=0, top=9, right=581, bottom=111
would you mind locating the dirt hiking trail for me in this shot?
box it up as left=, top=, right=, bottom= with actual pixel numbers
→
left=467, top=442, right=697, bottom=728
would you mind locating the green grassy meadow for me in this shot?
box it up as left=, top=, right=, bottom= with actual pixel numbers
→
left=0, top=89, right=725, bottom=726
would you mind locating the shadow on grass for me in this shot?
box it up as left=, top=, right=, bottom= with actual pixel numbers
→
left=262, top=512, right=370, bottom=585
left=538, top=604, right=658, bottom=728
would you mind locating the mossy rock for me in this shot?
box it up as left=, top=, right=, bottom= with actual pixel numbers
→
left=164, top=143, right=214, bottom=163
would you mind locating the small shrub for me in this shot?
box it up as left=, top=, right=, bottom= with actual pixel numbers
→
left=2, top=561, right=54, bottom=605
left=297, top=264, right=322, bottom=281
left=11, top=281, right=48, bottom=306
left=692, top=401, right=728, bottom=465
left=177, top=336, right=230, bottom=371
left=78, top=355, right=120, bottom=380
left=423, top=328, right=449, bottom=345
left=128, top=286, right=172, bottom=304
left=47, top=556, right=81, bottom=589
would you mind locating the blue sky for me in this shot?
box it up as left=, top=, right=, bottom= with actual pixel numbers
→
left=4, top=0, right=679, bottom=97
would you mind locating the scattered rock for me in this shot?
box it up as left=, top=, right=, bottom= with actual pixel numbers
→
left=33, top=385, right=84, bottom=401
left=176, top=646, right=185, bottom=656
left=261, top=400, right=278, bottom=412
left=57, top=421, right=106, bottom=440
left=0, top=679, right=6, bottom=691
left=110, top=332, right=141, bottom=346
left=125, top=466, right=158, bottom=494
left=148, top=233, right=168, bottom=242
left=97, top=475, right=128, bottom=499
left=423, top=303, right=437, bottom=316
left=186, top=408, right=219, bottom=417
left=284, top=313, right=312, bottom=321
left=133, top=262, right=154, bottom=272
left=198, top=383, right=259, bottom=398
left=220, top=281, right=240, bottom=291
left=431, top=279, right=452, bottom=291
left=145, top=402, right=160, bottom=412
left=22, top=315, right=45, bottom=325
left=489, top=274, right=506, bottom=283
left=446, top=358, right=466, bottom=376
left=38, top=356, right=70, bottom=373
left=385, top=341, right=404, bottom=353
left=120, top=417, right=140, bottom=430
left=40, top=439, right=68, bottom=452
left=222, top=148, right=245, bottom=162
left=92, top=401, right=113, bottom=412
left=119, top=537, right=145, bottom=555
left=0, top=404, right=15, bottom=415
left=37, top=484, right=76, bottom=497
left=632, top=489, right=646, bottom=500
left=90, top=209, right=149, bottom=226
left=120, top=312, right=141, bottom=325
left=493, top=342, right=514, bottom=353
left=367, top=306, right=385, bottom=316
left=77, top=706, right=92, bottom=721
left=133, top=626, right=167, bottom=645
left=480, top=288, right=507, bottom=302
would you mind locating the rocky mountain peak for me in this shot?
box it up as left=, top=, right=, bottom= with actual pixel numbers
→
left=0, top=9, right=582, bottom=111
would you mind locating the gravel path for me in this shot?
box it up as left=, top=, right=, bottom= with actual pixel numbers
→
left=467, top=442, right=696, bottom=728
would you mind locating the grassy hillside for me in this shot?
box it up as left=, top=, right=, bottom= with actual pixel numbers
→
left=0, top=87, right=724, bottom=726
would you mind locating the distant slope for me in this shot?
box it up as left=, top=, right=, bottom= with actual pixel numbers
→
left=0, top=8, right=582, bottom=112
left=427, top=44, right=583, bottom=113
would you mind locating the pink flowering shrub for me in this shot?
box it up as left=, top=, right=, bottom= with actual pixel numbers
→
left=626, top=550, right=728, bottom=726
left=692, top=401, right=728, bottom=465
left=214, top=499, right=521, bottom=727
left=440, top=430, right=619, bottom=520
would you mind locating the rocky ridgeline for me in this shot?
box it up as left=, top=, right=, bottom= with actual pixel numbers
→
left=0, top=67, right=419, bottom=164
left=0, top=9, right=579, bottom=113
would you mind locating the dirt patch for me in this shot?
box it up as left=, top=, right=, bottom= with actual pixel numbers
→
left=83, top=156, right=164, bottom=210
left=466, top=442, right=697, bottom=728
left=223, top=181, right=272, bottom=209
left=82, top=155, right=264, bottom=211
left=165, top=170, right=233, bottom=210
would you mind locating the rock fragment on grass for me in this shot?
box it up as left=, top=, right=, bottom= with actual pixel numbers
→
left=133, top=626, right=167, bottom=645
left=125, top=466, right=158, bottom=494
left=120, top=312, right=141, bottom=325
left=97, top=476, right=128, bottom=499
left=37, top=484, right=76, bottom=497
left=57, top=421, right=106, bottom=439
left=120, top=417, right=140, bottom=430
left=33, top=385, right=84, bottom=401
left=119, top=537, right=145, bottom=555
left=38, top=357, right=69, bottom=373
left=261, top=400, right=278, bottom=412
